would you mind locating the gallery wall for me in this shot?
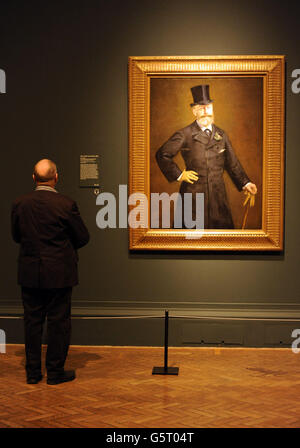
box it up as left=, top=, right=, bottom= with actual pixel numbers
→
left=0, top=0, right=299, bottom=346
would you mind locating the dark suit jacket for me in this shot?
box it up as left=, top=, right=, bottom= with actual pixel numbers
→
left=156, top=121, right=250, bottom=229
left=11, top=189, right=90, bottom=288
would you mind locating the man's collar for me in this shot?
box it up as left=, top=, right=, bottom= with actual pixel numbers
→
left=197, top=120, right=213, bottom=132
left=35, top=185, right=58, bottom=193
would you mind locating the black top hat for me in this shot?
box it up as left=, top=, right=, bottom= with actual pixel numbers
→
left=190, top=85, right=213, bottom=106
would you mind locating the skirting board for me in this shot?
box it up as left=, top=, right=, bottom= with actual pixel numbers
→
left=1, top=300, right=300, bottom=347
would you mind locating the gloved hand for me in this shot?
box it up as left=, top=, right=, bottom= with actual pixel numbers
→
left=243, top=182, right=257, bottom=195
left=180, top=170, right=199, bottom=184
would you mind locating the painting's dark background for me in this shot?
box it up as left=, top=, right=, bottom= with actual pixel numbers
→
left=150, top=77, right=263, bottom=229
left=0, top=0, right=299, bottom=346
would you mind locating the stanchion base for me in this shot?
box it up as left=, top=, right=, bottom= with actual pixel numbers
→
left=152, top=367, right=179, bottom=375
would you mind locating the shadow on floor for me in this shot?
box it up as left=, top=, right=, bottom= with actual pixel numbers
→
left=13, top=347, right=102, bottom=369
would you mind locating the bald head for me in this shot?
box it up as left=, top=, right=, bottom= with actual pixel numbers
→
left=33, top=159, right=58, bottom=185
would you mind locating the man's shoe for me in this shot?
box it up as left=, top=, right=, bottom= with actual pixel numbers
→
left=47, top=370, right=76, bottom=385
left=27, top=374, right=43, bottom=384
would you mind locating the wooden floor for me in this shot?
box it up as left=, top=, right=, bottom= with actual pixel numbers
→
left=1, top=344, right=300, bottom=428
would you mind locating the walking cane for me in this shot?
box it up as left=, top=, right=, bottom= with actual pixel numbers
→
left=242, top=191, right=255, bottom=230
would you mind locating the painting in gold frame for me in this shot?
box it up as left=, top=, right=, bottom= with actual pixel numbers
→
left=128, top=56, right=285, bottom=251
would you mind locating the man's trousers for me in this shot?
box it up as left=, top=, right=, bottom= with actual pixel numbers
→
left=21, top=287, right=72, bottom=380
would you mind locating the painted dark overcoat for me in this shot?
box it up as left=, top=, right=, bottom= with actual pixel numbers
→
left=155, top=121, right=250, bottom=229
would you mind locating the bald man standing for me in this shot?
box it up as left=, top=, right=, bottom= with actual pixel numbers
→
left=11, top=160, right=90, bottom=384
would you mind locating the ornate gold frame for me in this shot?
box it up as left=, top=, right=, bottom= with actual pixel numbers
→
left=128, top=56, right=285, bottom=251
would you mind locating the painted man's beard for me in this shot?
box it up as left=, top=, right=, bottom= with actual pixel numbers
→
left=198, top=114, right=214, bottom=127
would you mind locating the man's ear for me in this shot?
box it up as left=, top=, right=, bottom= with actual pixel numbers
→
left=55, top=173, right=58, bottom=183
left=32, top=174, right=36, bottom=182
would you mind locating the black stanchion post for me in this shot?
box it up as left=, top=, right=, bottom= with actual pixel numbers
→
left=164, top=310, right=169, bottom=371
left=152, top=310, right=179, bottom=375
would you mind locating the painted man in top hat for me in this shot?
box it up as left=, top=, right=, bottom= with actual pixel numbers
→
left=155, top=85, right=257, bottom=229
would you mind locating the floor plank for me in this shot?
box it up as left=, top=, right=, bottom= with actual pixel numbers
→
left=0, top=344, right=300, bottom=428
